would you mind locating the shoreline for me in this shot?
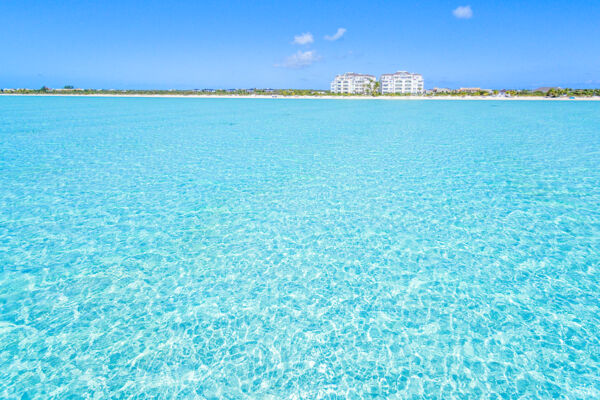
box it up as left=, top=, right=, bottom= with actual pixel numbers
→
left=2, top=93, right=600, bottom=101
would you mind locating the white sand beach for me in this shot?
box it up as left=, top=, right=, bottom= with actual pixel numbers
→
left=2, top=93, right=600, bottom=100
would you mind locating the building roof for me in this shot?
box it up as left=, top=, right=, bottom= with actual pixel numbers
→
left=533, top=87, right=562, bottom=93
left=381, top=71, right=422, bottom=78
left=336, top=72, right=375, bottom=78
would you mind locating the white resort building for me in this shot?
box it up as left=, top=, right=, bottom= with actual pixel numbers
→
left=380, top=71, right=424, bottom=95
left=330, top=73, right=377, bottom=94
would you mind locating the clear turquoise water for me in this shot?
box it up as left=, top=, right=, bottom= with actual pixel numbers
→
left=1, top=97, right=599, bottom=399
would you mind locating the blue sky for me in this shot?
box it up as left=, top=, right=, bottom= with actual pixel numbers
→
left=1, top=0, right=599, bottom=89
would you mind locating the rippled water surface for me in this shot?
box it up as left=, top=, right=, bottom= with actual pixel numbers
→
left=1, top=97, right=600, bottom=399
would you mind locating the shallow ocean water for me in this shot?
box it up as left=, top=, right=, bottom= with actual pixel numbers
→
left=0, top=97, right=599, bottom=399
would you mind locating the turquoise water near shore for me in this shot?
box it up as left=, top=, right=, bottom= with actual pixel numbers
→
left=1, top=97, right=599, bottom=398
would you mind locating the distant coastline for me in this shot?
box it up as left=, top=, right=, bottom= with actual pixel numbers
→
left=2, top=93, right=600, bottom=100
left=2, top=86, right=600, bottom=100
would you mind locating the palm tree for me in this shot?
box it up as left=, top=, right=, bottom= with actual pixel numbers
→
left=366, top=80, right=380, bottom=96
left=372, top=81, right=381, bottom=96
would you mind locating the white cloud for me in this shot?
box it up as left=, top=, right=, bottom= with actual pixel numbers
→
left=324, top=28, right=347, bottom=41
left=452, top=5, right=473, bottom=19
left=293, top=32, right=314, bottom=45
left=276, top=50, right=320, bottom=68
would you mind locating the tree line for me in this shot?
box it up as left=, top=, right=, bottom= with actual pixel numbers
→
left=2, top=86, right=600, bottom=97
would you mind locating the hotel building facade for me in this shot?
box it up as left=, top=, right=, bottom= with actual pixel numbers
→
left=330, top=73, right=377, bottom=94
left=380, top=71, right=424, bottom=94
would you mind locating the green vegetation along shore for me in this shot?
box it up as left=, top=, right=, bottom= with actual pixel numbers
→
left=2, top=86, right=600, bottom=98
